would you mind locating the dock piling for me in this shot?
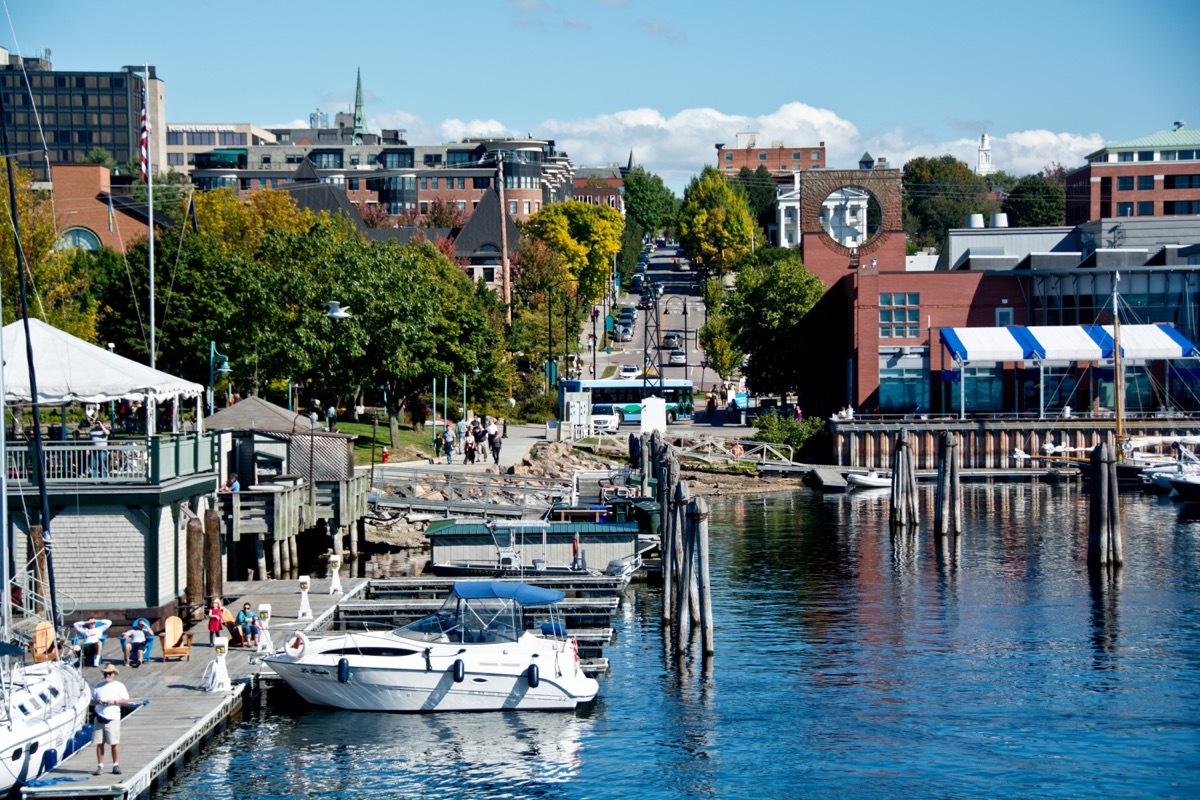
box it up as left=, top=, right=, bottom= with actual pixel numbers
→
left=1088, top=442, right=1124, bottom=568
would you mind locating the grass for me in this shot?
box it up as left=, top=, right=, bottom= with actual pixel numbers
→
left=336, top=419, right=433, bottom=465
left=601, top=365, right=617, bottom=378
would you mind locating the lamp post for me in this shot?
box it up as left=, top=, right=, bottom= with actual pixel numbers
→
left=462, top=367, right=481, bottom=421
left=208, top=341, right=231, bottom=415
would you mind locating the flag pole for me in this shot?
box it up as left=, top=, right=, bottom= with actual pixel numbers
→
left=143, top=64, right=156, bottom=369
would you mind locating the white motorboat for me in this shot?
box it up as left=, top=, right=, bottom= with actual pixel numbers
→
left=847, top=471, right=891, bottom=490
left=263, top=581, right=599, bottom=712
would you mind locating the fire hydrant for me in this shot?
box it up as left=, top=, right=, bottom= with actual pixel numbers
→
left=381, top=447, right=389, bottom=463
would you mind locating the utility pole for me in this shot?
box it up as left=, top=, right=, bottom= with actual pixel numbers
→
left=498, top=149, right=511, bottom=324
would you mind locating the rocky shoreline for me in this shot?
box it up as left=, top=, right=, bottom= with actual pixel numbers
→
left=361, top=440, right=809, bottom=559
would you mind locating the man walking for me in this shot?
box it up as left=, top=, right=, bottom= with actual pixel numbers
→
left=92, top=665, right=130, bottom=775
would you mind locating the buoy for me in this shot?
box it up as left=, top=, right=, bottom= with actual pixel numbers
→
left=731, top=443, right=744, bottom=457
left=285, top=632, right=308, bottom=659
left=338, top=657, right=350, bottom=683
left=527, top=663, right=540, bottom=688
left=452, top=658, right=465, bottom=683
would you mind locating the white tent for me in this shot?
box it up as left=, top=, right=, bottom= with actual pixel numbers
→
left=2, top=318, right=203, bottom=405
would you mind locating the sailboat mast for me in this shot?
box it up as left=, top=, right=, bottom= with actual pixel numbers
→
left=1113, top=273, right=1124, bottom=445
left=0, top=90, right=60, bottom=627
left=144, top=65, right=156, bottom=369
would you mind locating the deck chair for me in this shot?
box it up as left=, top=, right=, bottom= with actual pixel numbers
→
left=31, top=620, right=58, bottom=663
left=157, top=615, right=193, bottom=662
left=122, top=618, right=156, bottom=664
left=222, top=608, right=251, bottom=647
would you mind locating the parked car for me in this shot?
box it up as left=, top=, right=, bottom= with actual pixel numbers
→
left=618, top=363, right=640, bottom=379
left=618, top=325, right=634, bottom=342
left=669, top=349, right=687, bottom=366
left=631, top=275, right=644, bottom=293
left=590, top=403, right=623, bottom=431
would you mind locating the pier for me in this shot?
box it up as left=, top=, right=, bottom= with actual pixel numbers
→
left=19, top=573, right=622, bottom=800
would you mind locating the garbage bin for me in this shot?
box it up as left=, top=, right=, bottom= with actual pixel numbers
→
left=631, top=498, right=662, bottom=537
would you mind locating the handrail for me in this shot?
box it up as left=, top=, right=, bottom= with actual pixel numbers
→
left=9, top=573, right=77, bottom=629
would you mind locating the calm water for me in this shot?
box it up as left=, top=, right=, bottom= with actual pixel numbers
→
left=157, top=484, right=1200, bottom=800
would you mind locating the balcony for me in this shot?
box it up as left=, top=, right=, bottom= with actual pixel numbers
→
left=5, top=433, right=215, bottom=487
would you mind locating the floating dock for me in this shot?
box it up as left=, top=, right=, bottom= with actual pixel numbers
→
left=20, top=574, right=622, bottom=800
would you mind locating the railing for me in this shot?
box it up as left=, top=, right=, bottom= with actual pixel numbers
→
left=574, top=431, right=794, bottom=464
left=10, top=573, right=77, bottom=623
left=4, top=433, right=214, bottom=485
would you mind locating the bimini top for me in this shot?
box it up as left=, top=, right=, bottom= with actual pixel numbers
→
left=940, top=323, right=1199, bottom=363
left=452, top=581, right=565, bottom=605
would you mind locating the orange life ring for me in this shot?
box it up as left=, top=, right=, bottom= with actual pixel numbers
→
left=731, top=444, right=745, bottom=457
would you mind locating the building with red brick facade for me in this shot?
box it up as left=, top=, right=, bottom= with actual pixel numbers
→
left=715, top=132, right=825, bottom=178
left=51, top=163, right=160, bottom=253
left=1065, top=123, right=1200, bottom=225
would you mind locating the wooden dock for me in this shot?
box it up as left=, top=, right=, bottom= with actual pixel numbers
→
left=21, top=577, right=367, bottom=800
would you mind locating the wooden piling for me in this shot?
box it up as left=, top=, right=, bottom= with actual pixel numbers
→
left=934, top=431, right=963, bottom=537
left=203, top=507, right=223, bottom=601
left=889, top=430, right=919, bottom=529
left=287, top=535, right=299, bottom=578
left=1088, top=442, right=1124, bottom=568
left=675, top=479, right=694, bottom=655
left=694, top=494, right=714, bottom=656
left=185, top=515, right=204, bottom=609
left=270, top=538, right=281, bottom=579
left=254, top=535, right=267, bottom=581
left=660, top=454, right=675, bottom=623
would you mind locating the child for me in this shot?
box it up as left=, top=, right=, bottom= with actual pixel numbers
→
left=207, top=599, right=224, bottom=646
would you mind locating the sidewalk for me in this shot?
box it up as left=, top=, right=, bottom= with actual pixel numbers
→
left=390, top=422, right=548, bottom=473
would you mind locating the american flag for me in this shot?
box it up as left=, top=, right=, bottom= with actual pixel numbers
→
left=139, top=80, right=149, bottom=182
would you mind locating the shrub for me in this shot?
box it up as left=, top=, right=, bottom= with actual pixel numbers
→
left=752, top=411, right=827, bottom=459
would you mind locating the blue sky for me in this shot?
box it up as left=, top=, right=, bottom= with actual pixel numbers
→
left=7, top=0, right=1197, bottom=192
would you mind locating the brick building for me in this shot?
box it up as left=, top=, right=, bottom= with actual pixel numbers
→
left=1065, top=122, right=1200, bottom=225
left=51, top=163, right=161, bottom=253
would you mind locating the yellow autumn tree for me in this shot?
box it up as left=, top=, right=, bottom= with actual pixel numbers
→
left=189, top=187, right=315, bottom=254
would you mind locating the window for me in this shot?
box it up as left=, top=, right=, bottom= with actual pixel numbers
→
left=188, top=131, right=215, bottom=146
left=1165, top=174, right=1200, bottom=189
left=458, top=177, right=466, bottom=189
left=419, top=178, right=427, bottom=190
left=167, top=152, right=184, bottom=166
left=473, top=177, right=491, bottom=189
left=724, top=153, right=733, bottom=162
left=879, top=293, right=920, bottom=338
left=509, top=200, right=517, bottom=214
left=348, top=178, right=358, bottom=190
left=261, top=155, right=271, bottom=165
left=1165, top=200, right=1200, bottom=214
left=58, top=227, right=101, bottom=252
left=793, top=151, right=801, bottom=160
left=1137, top=175, right=1155, bottom=190
left=1117, top=202, right=1133, bottom=216
left=350, top=155, right=359, bottom=166
left=1137, top=151, right=1155, bottom=162
left=811, top=150, right=820, bottom=160
left=431, top=177, right=438, bottom=189
left=420, top=202, right=428, bottom=215
left=1137, top=201, right=1155, bottom=216
left=218, top=132, right=246, bottom=146
left=1117, top=176, right=1134, bottom=191
left=1118, top=152, right=1134, bottom=162
left=996, top=307, right=1014, bottom=327
left=457, top=201, right=466, bottom=212
left=166, top=131, right=183, bottom=146
left=758, top=153, right=767, bottom=161
left=523, top=200, right=530, bottom=215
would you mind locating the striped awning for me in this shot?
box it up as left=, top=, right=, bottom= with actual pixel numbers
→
left=940, top=324, right=1199, bottom=363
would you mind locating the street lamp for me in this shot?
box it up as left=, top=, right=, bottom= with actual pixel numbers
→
left=462, top=367, right=481, bottom=421
left=208, top=341, right=232, bottom=415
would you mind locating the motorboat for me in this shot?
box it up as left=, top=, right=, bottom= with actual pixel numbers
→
left=847, top=471, right=891, bottom=490
left=430, top=520, right=614, bottom=581
left=263, top=581, right=599, bottom=712
left=1167, top=473, right=1200, bottom=503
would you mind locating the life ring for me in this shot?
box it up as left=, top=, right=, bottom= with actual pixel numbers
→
left=731, top=444, right=745, bottom=457
left=285, top=631, right=308, bottom=659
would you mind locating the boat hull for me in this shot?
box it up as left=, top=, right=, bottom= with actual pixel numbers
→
left=847, top=473, right=890, bottom=489
left=264, top=634, right=597, bottom=713
left=0, top=661, right=91, bottom=792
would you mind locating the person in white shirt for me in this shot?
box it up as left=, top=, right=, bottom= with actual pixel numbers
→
left=73, top=617, right=112, bottom=667
left=92, top=665, right=130, bottom=775
left=121, top=620, right=151, bottom=668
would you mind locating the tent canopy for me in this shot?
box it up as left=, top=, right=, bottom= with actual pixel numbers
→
left=3, top=319, right=204, bottom=405
left=940, top=323, right=1199, bottom=364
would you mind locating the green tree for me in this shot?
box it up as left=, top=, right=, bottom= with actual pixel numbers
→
left=84, top=147, right=117, bottom=169
left=1002, top=174, right=1066, bottom=227
left=737, top=165, right=777, bottom=235
left=621, top=166, right=676, bottom=234
left=697, top=312, right=742, bottom=382
left=522, top=200, right=623, bottom=304
left=677, top=166, right=755, bottom=274
left=617, top=216, right=645, bottom=289
left=723, top=250, right=825, bottom=395
left=902, top=155, right=998, bottom=251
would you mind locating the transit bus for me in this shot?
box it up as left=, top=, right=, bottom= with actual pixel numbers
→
left=558, top=378, right=696, bottom=424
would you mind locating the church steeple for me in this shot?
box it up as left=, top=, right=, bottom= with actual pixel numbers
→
left=352, top=68, right=366, bottom=145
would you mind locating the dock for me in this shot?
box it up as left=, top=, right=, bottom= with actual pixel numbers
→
left=20, top=573, right=623, bottom=800
left=21, top=578, right=367, bottom=800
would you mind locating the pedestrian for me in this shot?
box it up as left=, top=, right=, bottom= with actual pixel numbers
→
left=473, top=420, right=488, bottom=458
left=464, top=434, right=477, bottom=464
left=120, top=620, right=152, bottom=668
left=486, top=418, right=499, bottom=453
left=325, top=403, right=338, bottom=433
left=628, top=432, right=642, bottom=469
left=416, top=402, right=427, bottom=433
left=207, top=599, right=224, bottom=646
left=220, top=472, right=240, bottom=492
left=236, top=603, right=258, bottom=648
left=92, top=665, right=129, bottom=775
left=86, top=417, right=110, bottom=477
left=502, top=417, right=508, bottom=438
left=491, top=434, right=502, bottom=465
left=73, top=616, right=112, bottom=667
left=443, top=426, right=456, bottom=465
left=455, top=416, right=468, bottom=455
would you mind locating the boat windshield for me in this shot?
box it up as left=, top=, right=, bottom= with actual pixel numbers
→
left=396, top=596, right=523, bottom=645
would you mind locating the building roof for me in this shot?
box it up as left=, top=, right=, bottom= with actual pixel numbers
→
left=1089, top=125, right=1200, bottom=156
left=453, top=188, right=519, bottom=258
left=284, top=158, right=367, bottom=232
left=205, top=395, right=318, bottom=432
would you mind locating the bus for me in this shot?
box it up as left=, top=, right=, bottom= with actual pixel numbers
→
left=558, top=379, right=695, bottom=424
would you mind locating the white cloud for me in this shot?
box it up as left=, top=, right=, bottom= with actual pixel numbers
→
left=441, top=118, right=515, bottom=141
left=870, top=129, right=1105, bottom=177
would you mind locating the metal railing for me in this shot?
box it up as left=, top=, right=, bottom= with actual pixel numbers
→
left=4, top=434, right=214, bottom=485
left=574, top=431, right=793, bottom=464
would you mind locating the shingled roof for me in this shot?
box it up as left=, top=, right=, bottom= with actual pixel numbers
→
left=453, top=188, right=518, bottom=260
left=284, top=158, right=367, bottom=232
left=205, top=395, right=317, bottom=432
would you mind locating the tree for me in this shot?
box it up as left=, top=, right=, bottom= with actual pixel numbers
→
left=723, top=250, right=825, bottom=395
left=1002, top=174, right=1066, bottom=227
left=522, top=201, right=623, bottom=304
left=677, top=166, right=755, bottom=274
left=902, top=155, right=998, bottom=251
left=621, top=166, right=676, bottom=234
left=358, top=203, right=396, bottom=229
left=85, top=147, right=117, bottom=169
left=737, top=165, right=777, bottom=235
left=423, top=198, right=467, bottom=229
left=697, top=312, right=742, bottom=382
left=190, top=187, right=316, bottom=254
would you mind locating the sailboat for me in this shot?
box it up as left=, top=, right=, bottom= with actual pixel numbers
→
left=0, top=97, right=93, bottom=791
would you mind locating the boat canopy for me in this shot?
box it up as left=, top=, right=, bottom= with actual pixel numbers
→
left=940, top=323, right=1199, bottom=364
left=452, top=581, right=565, bottom=605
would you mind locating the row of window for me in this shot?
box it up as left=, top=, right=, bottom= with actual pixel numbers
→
left=1116, top=175, right=1156, bottom=191
left=1113, top=200, right=1200, bottom=216
left=879, top=293, right=920, bottom=339
left=1111, top=149, right=1199, bottom=162
left=166, top=132, right=248, bottom=146
left=1116, top=202, right=1156, bottom=216
left=1115, top=174, right=1200, bottom=191
left=724, top=150, right=821, bottom=162
left=1165, top=174, right=1200, bottom=189
left=16, top=73, right=129, bottom=90
left=2, top=91, right=131, bottom=110
left=45, top=130, right=129, bottom=145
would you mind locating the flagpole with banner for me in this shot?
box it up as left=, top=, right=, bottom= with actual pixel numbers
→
left=142, top=64, right=155, bottom=369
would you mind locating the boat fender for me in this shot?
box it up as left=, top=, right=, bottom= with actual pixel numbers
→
left=285, top=632, right=309, bottom=659
left=338, top=657, right=350, bottom=684
left=453, top=658, right=465, bottom=683
left=41, top=747, right=58, bottom=774
left=527, top=663, right=540, bottom=688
